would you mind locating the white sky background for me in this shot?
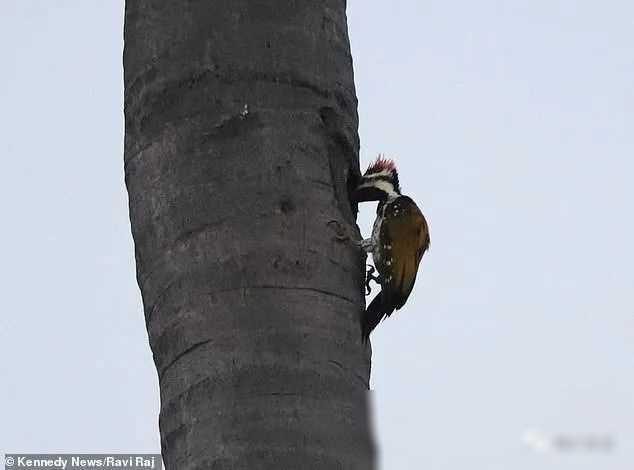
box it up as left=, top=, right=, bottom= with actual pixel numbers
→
left=1, top=1, right=632, bottom=469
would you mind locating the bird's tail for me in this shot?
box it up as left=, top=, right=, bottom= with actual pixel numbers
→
left=362, top=292, right=395, bottom=343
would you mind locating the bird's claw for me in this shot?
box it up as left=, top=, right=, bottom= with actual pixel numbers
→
left=365, top=264, right=381, bottom=295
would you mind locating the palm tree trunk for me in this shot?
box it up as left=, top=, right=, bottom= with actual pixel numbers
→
left=123, top=1, right=375, bottom=468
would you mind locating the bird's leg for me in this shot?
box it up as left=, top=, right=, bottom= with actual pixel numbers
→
left=328, top=221, right=375, bottom=252
left=365, top=264, right=381, bottom=295
left=354, top=238, right=375, bottom=254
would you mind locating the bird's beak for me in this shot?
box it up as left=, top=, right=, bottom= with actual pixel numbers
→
left=352, top=183, right=384, bottom=203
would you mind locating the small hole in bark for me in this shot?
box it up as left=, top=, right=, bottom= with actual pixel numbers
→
left=265, top=40, right=271, bottom=49
left=279, top=198, right=295, bottom=214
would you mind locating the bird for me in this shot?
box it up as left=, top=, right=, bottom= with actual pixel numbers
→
left=352, top=155, right=430, bottom=342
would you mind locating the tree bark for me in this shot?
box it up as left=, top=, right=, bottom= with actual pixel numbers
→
left=124, top=1, right=374, bottom=468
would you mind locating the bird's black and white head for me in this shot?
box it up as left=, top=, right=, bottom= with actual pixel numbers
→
left=353, top=155, right=401, bottom=202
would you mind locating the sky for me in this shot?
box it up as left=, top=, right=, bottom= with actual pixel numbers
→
left=1, top=1, right=633, bottom=469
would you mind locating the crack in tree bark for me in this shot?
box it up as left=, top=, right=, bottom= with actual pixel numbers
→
left=159, top=339, right=213, bottom=381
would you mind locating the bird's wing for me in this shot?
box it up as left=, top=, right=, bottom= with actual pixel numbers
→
left=380, top=197, right=430, bottom=310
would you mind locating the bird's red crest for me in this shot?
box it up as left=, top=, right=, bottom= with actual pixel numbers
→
left=365, top=155, right=397, bottom=175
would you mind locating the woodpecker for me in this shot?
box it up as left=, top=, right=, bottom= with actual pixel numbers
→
left=353, top=156, right=430, bottom=341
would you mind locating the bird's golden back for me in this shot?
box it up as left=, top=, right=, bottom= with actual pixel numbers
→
left=378, top=196, right=430, bottom=310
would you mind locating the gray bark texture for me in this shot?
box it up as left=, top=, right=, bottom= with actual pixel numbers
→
left=124, top=1, right=375, bottom=469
